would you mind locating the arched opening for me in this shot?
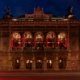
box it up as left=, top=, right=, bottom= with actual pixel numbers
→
left=13, top=58, right=20, bottom=69
left=26, top=59, right=32, bottom=70
left=58, top=32, right=67, bottom=49
left=46, top=32, right=56, bottom=48
left=34, top=32, right=44, bottom=49
left=23, top=32, right=33, bottom=48
left=47, top=60, right=53, bottom=69
left=58, top=57, right=66, bottom=70
left=10, top=32, right=21, bottom=50
left=36, top=60, right=43, bottom=69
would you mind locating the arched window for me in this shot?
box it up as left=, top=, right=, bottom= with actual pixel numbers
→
left=11, top=32, right=21, bottom=49
left=23, top=32, right=33, bottom=48
left=58, top=32, right=67, bottom=49
left=46, top=32, right=56, bottom=48
left=34, top=32, right=44, bottom=49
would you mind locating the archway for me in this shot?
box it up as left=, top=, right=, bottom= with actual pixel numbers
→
left=26, top=59, right=33, bottom=70
left=46, top=31, right=56, bottom=48
left=23, top=32, right=33, bottom=48
left=58, top=32, right=67, bottom=49
left=12, top=57, right=20, bottom=69
left=47, top=60, right=53, bottom=69
left=34, top=32, right=44, bottom=49
left=58, top=56, right=67, bottom=70
left=36, top=59, right=43, bottom=69
left=10, top=32, right=21, bottom=50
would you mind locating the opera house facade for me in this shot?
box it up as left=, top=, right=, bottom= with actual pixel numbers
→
left=0, top=7, right=80, bottom=71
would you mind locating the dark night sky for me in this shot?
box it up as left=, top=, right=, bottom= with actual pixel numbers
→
left=0, top=0, right=80, bottom=19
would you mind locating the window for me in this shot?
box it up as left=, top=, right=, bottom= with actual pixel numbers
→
left=23, top=32, right=33, bottom=48
left=34, top=32, right=44, bottom=49
left=11, top=32, right=21, bottom=49
left=58, top=32, right=67, bottom=49
left=46, top=32, right=56, bottom=48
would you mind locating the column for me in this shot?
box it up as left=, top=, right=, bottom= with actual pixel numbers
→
left=7, top=34, right=13, bottom=71
left=20, top=54, right=26, bottom=70
left=32, top=57, right=36, bottom=71
left=43, top=56, right=47, bottom=71
left=7, top=53, right=13, bottom=71
left=66, top=51, right=71, bottom=70
left=53, top=56, right=59, bottom=70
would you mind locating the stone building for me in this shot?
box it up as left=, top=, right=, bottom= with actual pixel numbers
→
left=0, top=7, right=80, bottom=71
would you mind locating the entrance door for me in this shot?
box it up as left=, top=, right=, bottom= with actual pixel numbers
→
left=26, top=60, right=32, bottom=70
left=36, top=60, right=43, bottom=69
left=47, top=60, right=53, bottom=69
left=58, top=57, right=66, bottom=69
left=13, top=59, right=20, bottom=69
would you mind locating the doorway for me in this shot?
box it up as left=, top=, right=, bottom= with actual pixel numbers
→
left=47, top=60, right=53, bottom=69
left=26, top=60, right=32, bottom=70
left=13, top=59, right=20, bottom=69
left=58, top=57, right=66, bottom=69
left=36, top=60, right=43, bottom=69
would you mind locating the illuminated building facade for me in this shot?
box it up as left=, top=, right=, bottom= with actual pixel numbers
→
left=0, top=7, right=80, bottom=71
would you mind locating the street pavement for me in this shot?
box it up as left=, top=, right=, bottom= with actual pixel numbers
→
left=0, top=71, right=80, bottom=80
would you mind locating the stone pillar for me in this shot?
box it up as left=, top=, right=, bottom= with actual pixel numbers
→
left=66, top=51, right=71, bottom=70
left=20, top=55, right=26, bottom=70
left=53, top=56, right=59, bottom=70
left=32, top=57, right=36, bottom=71
left=7, top=53, right=13, bottom=71
left=43, top=57, right=47, bottom=71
